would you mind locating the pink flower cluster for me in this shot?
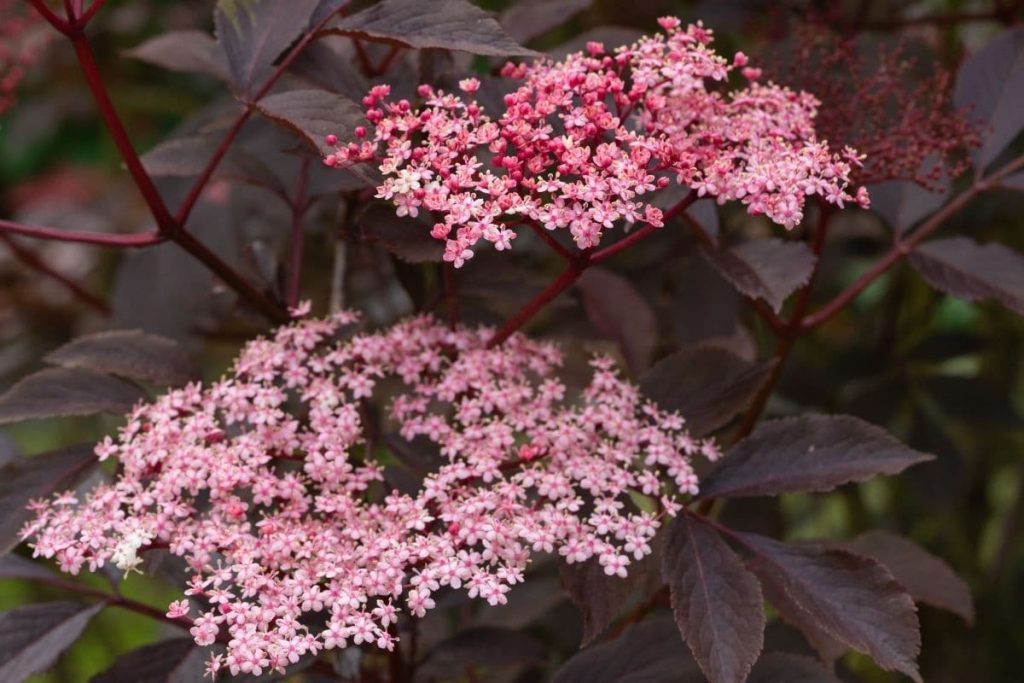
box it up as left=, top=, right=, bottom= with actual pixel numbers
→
left=23, top=310, right=717, bottom=678
left=325, top=17, right=867, bottom=267
left=0, top=1, right=47, bottom=114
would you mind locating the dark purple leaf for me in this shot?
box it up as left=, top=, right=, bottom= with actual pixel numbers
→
left=45, top=330, right=199, bottom=387
left=758, top=572, right=846, bottom=666
left=326, top=0, right=539, bottom=57
left=0, top=446, right=98, bottom=554
left=695, top=415, right=934, bottom=501
left=420, top=627, right=545, bottom=673
left=310, top=0, right=351, bottom=29
left=0, top=602, right=103, bottom=682
left=869, top=175, right=949, bottom=234
left=578, top=267, right=657, bottom=375
left=909, top=237, right=1024, bottom=316
left=672, top=252, right=744, bottom=346
left=663, top=514, right=764, bottom=683
left=254, top=88, right=367, bottom=157
left=141, top=137, right=214, bottom=178
left=214, top=0, right=322, bottom=96
left=141, top=136, right=295, bottom=201
left=740, top=533, right=921, bottom=682
left=954, top=27, right=1024, bottom=168
left=500, top=0, right=593, bottom=44
left=90, top=638, right=206, bottom=683
left=640, top=345, right=776, bottom=437
left=842, top=531, right=974, bottom=625
left=701, top=238, right=816, bottom=313
left=552, top=616, right=703, bottom=683
left=0, top=368, right=146, bottom=424
left=124, top=30, right=229, bottom=80
left=747, top=652, right=840, bottom=683
left=357, top=204, right=443, bottom=263
left=0, top=554, right=59, bottom=582
left=559, top=535, right=664, bottom=646
left=288, top=39, right=370, bottom=102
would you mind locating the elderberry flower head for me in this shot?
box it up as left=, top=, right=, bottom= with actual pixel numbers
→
left=23, top=310, right=718, bottom=678
left=325, top=17, right=867, bottom=267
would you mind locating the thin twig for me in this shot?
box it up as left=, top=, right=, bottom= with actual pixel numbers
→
left=0, top=233, right=111, bottom=315
left=174, top=2, right=352, bottom=227
left=799, top=152, right=1024, bottom=332
left=0, top=218, right=164, bottom=247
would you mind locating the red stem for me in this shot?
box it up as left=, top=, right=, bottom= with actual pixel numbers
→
left=0, top=218, right=164, bottom=247
left=487, top=192, right=703, bottom=347
left=371, top=46, right=402, bottom=76
left=524, top=220, right=574, bottom=261
left=486, top=259, right=587, bottom=348
left=799, top=152, right=1024, bottom=332
left=174, top=1, right=352, bottom=228
left=0, top=233, right=111, bottom=314
left=286, top=159, right=311, bottom=309
left=590, top=191, right=698, bottom=263
left=62, top=27, right=289, bottom=322
left=79, top=0, right=105, bottom=25
left=27, top=0, right=71, bottom=34
left=70, top=34, right=177, bottom=233
left=733, top=205, right=832, bottom=440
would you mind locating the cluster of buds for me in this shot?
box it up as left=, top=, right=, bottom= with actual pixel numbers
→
left=24, top=309, right=718, bottom=677
left=325, top=17, right=867, bottom=267
left=764, top=28, right=980, bottom=189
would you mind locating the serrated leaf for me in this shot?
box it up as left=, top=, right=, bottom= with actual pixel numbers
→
left=559, top=534, right=664, bottom=646
left=46, top=330, right=199, bottom=387
left=254, top=88, right=366, bottom=156
left=0, top=554, right=60, bottom=582
left=357, top=204, right=443, bottom=263
left=695, top=415, right=933, bottom=501
left=90, top=638, right=206, bottom=683
left=663, top=514, right=763, bottom=683
left=577, top=267, right=657, bottom=375
left=909, top=237, right=1024, bottom=316
left=326, top=0, right=539, bottom=57
left=701, top=239, right=816, bottom=313
left=500, top=0, right=593, bottom=44
left=420, top=627, right=545, bottom=673
left=842, top=531, right=974, bottom=625
left=124, top=30, right=229, bottom=80
left=746, top=652, right=839, bottom=683
left=215, top=0, right=322, bottom=97
left=552, top=617, right=703, bottom=683
left=0, top=602, right=104, bottom=682
left=954, top=27, right=1024, bottom=168
left=640, top=345, right=776, bottom=437
left=0, top=368, right=145, bottom=424
left=0, top=446, right=98, bottom=554
left=757, top=573, right=847, bottom=665
left=740, top=533, right=921, bottom=682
